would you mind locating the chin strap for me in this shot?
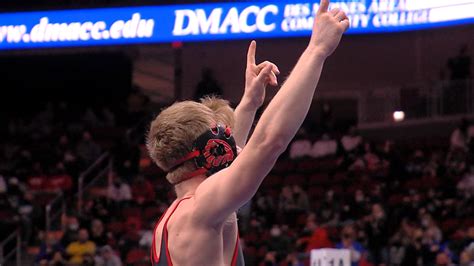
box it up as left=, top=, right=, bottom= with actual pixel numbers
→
left=171, top=168, right=207, bottom=186
left=167, top=150, right=200, bottom=172
left=168, top=150, right=205, bottom=186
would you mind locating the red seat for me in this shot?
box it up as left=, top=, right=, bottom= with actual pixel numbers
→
left=308, top=186, right=325, bottom=199
left=126, top=248, right=148, bottom=264
left=441, top=219, right=460, bottom=234
left=309, top=173, right=329, bottom=186
left=27, top=176, right=47, bottom=190
left=262, top=175, right=282, bottom=188
left=284, top=174, right=307, bottom=185
left=332, top=172, right=347, bottom=183
left=244, top=246, right=257, bottom=257
left=107, top=221, right=124, bottom=235
left=297, top=159, right=317, bottom=172
left=126, top=216, right=142, bottom=232
left=272, top=160, right=295, bottom=173
left=46, top=174, right=73, bottom=190
left=388, top=194, right=404, bottom=206
left=122, top=207, right=141, bottom=218
left=463, top=218, right=474, bottom=227
left=144, top=207, right=161, bottom=221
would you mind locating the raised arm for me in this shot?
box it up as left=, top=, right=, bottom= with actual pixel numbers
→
left=233, top=41, right=279, bottom=147
left=194, top=0, right=349, bottom=226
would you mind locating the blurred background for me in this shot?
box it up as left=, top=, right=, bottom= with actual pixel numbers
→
left=0, top=0, right=473, bottom=265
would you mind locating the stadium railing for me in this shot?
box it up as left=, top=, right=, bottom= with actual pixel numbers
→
left=356, top=79, right=473, bottom=124
left=0, top=230, right=21, bottom=266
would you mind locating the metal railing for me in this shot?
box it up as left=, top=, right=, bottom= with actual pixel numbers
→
left=77, top=152, right=111, bottom=216
left=358, top=79, right=474, bottom=124
left=45, top=192, right=65, bottom=234
left=0, top=230, right=21, bottom=266
left=43, top=152, right=111, bottom=234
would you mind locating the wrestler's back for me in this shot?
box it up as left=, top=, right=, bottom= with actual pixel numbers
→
left=153, top=197, right=239, bottom=266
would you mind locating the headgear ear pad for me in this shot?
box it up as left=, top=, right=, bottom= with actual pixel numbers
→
left=193, top=125, right=237, bottom=176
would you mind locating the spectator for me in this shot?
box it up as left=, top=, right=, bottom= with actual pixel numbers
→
left=254, top=191, right=276, bottom=226
left=365, top=203, right=388, bottom=265
left=447, top=45, right=471, bottom=81
left=0, top=175, right=7, bottom=193
left=107, top=178, right=132, bottom=203
left=319, top=190, right=340, bottom=225
left=292, top=185, right=310, bottom=212
left=262, top=251, right=277, bottom=266
left=289, top=129, right=312, bottom=159
left=284, top=252, right=304, bottom=266
left=113, top=138, right=140, bottom=181
left=459, top=248, right=474, bottom=266
left=35, top=233, right=64, bottom=263
left=300, top=214, right=333, bottom=252
left=82, top=107, right=101, bottom=128
left=194, top=68, right=223, bottom=100
left=60, top=216, right=80, bottom=247
left=100, top=107, right=116, bottom=127
left=458, top=166, right=474, bottom=198
left=421, top=214, right=443, bottom=264
left=389, top=219, right=412, bottom=265
left=76, top=131, right=101, bottom=165
left=336, top=224, right=365, bottom=266
left=278, top=186, right=298, bottom=225
left=450, top=119, right=471, bottom=151
left=90, top=219, right=108, bottom=247
left=435, top=251, right=453, bottom=266
left=139, top=221, right=154, bottom=248
left=349, top=189, right=368, bottom=220
left=406, top=149, right=426, bottom=177
left=94, top=245, right=122, bottom=266
left=341, top=126, right=362, bottom=153
left=56, top=135, right=71, bottom=160
left=460, top=226, right=474, bottom=254
left=49, top=250, right=67, bottom=266
left=310, top=134, right=337, bottom=158
left=131, top=176, right=155, bottom=205
left=363, top=142, right=383, bottom=172
left=266, top=225, right=291, bottom=260
left=66, top=228, right=96, bottom=265
left=446, top=147, right=468, bottom=176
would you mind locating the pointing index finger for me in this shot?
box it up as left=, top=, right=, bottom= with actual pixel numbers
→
left=247, top=40, right=256, bottom=66
left=318, top=0, right=330, bottom=14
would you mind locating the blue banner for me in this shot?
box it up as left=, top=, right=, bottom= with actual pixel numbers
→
left=0, top=0, right=473, bottom=50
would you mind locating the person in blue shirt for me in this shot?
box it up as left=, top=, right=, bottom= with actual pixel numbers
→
left=336, top=224, right=366, bottom=266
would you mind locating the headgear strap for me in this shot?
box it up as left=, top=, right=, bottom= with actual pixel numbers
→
left=168, top=125, right=237, bottom=185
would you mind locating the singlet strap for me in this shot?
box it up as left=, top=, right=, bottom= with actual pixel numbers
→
left=151, top=208, right=168, bottom=264
left=162, top=196, right=193, bottom=265
left=231, top=232, right=240, bottom=266
left=152, top=196, right=192, bottom=264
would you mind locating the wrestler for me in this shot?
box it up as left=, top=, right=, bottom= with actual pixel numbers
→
left=147, top=1, right=349, bottom=264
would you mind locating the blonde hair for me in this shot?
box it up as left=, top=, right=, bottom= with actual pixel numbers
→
left=146, top=96, right=234, bottom=184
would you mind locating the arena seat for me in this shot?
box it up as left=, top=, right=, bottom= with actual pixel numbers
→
left=126, top=248, right=148, bottom=264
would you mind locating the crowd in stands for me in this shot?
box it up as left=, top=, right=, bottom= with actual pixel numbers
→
left=0, top=101, right=112, bottom=245
left=240, top=119, right=474, bottom=266
left=0, top=89, right=151, bottom=265
left=28, top=119, right=472, bottom=266
left=2, top=88, right=474, bottom=266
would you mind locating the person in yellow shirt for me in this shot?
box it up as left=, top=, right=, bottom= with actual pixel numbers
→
left=66, top=228, right=96, bottom=265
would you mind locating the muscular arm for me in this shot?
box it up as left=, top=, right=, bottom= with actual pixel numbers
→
left=193, top=0, right=349, bottom=226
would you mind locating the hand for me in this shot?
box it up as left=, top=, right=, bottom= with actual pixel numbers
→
left=310, top=0, right=350, bottom=57
left=244, top=40, right=280, bottom=109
